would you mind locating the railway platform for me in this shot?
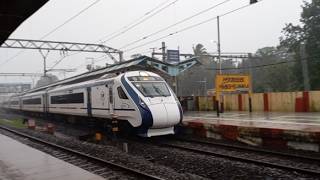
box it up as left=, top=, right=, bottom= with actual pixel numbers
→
left=182, top=111, right=320, bottom=152
left=0, top=134, right=104, bottom=180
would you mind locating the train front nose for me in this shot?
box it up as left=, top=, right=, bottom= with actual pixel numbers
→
left=148, top=102, right=180, bottom=128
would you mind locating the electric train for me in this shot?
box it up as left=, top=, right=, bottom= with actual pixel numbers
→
left=2, top=71, right=183, bottom=137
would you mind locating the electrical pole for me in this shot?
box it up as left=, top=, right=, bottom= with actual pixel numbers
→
left=300, top=42, right=310, bottom=91
left=150, top=47, right=156, bottom=58
left=217, top=16, right=222, bottom=74
left=161, top=42, right=166, bottom=62
left=119, top=51, right=124, bottom=62
left=39, top=50, right=50, bottom=77
left=248, top=53, right=253, bottom=113
left=216, top=16, right=223, bottom=116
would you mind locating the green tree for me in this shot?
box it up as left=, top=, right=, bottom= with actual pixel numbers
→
left=280, top=0, right=320, bottom=90
left=193, top=44, right=208, bottom=57
left=240, top=47, right=296, bottom=92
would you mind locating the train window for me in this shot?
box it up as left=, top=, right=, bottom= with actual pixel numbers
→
left=133, top=82, right=171, bottom=97
left=23, top=98, right=41, bottom=105
left=117, top=86, right=128, bottom=99
left=51, top=93, right=84, bottom=104
left=128, top=76, right=163, bottom=82
left=10, top=101, right=19, bottom=105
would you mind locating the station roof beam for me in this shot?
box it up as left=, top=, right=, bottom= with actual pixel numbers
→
left=1, top=38, right=124, bottom=63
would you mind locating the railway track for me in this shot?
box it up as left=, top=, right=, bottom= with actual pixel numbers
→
left=154, top=137, right=320, bottom=177
left=0, top=125, right=163, bottom=180
left=173, top=137, right=320, bottom=162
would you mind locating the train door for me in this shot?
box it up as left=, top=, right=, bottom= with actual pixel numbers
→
left=91, top=85, right=109, bottom=117
left=115, top=86, right=131, bottom=110
left=86, top=87, right=92, bottom=117
left=108, top=85, right=114, bottom=115
left=42, top=94, right=46, bottom=113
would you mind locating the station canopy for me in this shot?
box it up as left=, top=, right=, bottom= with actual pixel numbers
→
left=0, top=0, right=49, bottom=45
left=25, top=56, right=199, bottom=94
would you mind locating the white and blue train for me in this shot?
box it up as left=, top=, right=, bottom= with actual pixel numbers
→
left=2, top=71, right=183, bottom=137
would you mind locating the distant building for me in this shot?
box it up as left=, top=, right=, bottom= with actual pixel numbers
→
left=0, top=83, right=31, bottom=103
left=0, top=83, right=31, bottom=94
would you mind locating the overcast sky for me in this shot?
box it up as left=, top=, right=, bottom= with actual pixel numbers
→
left=0, top=0, right=307, bottom=85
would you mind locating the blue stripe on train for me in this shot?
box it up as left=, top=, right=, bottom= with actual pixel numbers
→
left=177, top=102, right=183, bottom=123
left=120, top=75, right=153, bottom=135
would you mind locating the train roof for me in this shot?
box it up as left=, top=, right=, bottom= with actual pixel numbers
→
left=23, top=56, right=199, bottom=94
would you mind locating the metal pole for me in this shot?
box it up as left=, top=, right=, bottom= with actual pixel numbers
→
left=162, top=42, right=166, bottom=62
left=44, top=57, right=47, bottom=76
left=204, top=78, right=207, bottom=111
left=248, top=53, right=253, bottom=113
left=217, top=16, right=223, bottom=114
left=39, top=50, right=50, bottom=77
left=119, top=51, right=124, bottom=62
left=217, top=16, right=222, bottom=74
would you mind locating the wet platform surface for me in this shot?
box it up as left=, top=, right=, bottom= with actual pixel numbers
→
left=183, top=111, right=320, bottom=132
left=0, top=134, right=104, bottom=180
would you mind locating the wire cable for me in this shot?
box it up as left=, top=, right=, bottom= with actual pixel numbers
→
left=120, top=0, right=233, bottom=49
left=0, top=0, right=102, bottom=68
left=206, top=54, right=320, bottom=71
left=100, top=0, right=179, bottom=44
left=123, top=2, right=255, bottom=52
left=40, top=0, right=102, bottom=40
left=50, top=0, right=178, bottom=69
left=98, top=0, right=172, bottom=42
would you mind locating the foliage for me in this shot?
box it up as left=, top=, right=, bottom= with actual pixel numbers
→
left=193, top=44, right=208, bottom=57
left=0, top=119, right=26, bottom=129
left=240, top=47, right=297, bottom=92
left=280, top=0, right=320, bottom=90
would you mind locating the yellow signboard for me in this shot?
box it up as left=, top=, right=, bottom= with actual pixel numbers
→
left=215, top=74, right=251, bottom=93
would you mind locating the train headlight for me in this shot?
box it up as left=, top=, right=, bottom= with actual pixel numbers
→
left=139, top=97, right=148, bottom=109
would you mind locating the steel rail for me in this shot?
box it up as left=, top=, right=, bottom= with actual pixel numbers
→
left=0, top=126, right=163, bottom=180
left=173, top=137, right=320, bottom=162
left=157, top=140, right=320, bottom=176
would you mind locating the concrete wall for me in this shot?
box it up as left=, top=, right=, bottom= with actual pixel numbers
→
left=309, top=91, right=320, bottom=112
left=224, top=94, right=238, bottom=111
left=268, top=92, right=299, bottom=112
left=251, top=93, right=264, bottom=111
left=198, top=96, right=214, bottom=111
left=189, top=91, right=320, bottom=112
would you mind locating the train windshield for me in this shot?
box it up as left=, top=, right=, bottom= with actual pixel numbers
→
left=133, top=82, right=171, bottom=97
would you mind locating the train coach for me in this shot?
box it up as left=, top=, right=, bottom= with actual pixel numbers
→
left=1, top=71, right=183, bottom=137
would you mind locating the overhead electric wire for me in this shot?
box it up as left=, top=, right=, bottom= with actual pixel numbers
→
left=100, top=0, right=179, bottom=44
left=0, top=0, right=102, bottom=69
left=40, top=0, right=102, bottom=40
left=98, top=0, right=172, bottom=42
left=0, top=50, right=25, bottom=68
left=123, top=2, right=255, bottom=52
left=33, top=0, right=259, bottom=73
left=120, top=0, right=233, bottom=49
left=49, top=55, right=72, bottom=70
left=48, top=0, right=176, bottom=70
left=206, top=54, right=320, bottom=71
left=74, top=55, right=108, bottom=70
